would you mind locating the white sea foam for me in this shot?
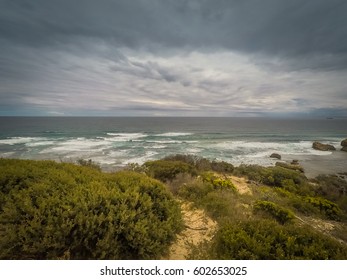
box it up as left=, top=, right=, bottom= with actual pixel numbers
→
left=154, top=132, right=193, bottom=137
left=123, top=151, right=158, bottom=165
left=0, top=137, right=45, bottom=145
left=106, top=133, right=147, bottom=142
left=49, top=138, right=110, bottom=152
left=212, top=140, right=334, bottom=156
left=145, top=140, right=198, bottom=144
left=151, top=145, right=167, bottom=149
left=25, top=141, right=57, bottom=147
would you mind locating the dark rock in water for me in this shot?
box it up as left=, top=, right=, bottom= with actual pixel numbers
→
left=270, top=153, right=281, bottom=160
left=341, top=139, right=347, bottom=147
left=291, top=159, right=299, bottom=165
left=312, top=141, right=336, bottom=151
left=342, top=146, right=347, bottom=152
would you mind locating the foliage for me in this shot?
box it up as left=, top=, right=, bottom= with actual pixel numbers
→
left=143, top=160, right=196, bottom=182
left=164, top=154, right=234, bottom=173
left=253, top=200, right=295, bottom=224
left=178, top=178, right=214, bottom=201
left=234, top=165, right=310, bottom=195
left=0, top=159, right=183, bottom=260
left=76, top=158, right=101, bottom=171
left=178, top=176, right=239, bottom=221
left=313, top=175, right=347, bottom=213
left=201, top=172, right=236, bottom=192
left=304, top=196, right=341, bottom=220
left=210, top=220, right=347, bottom=260
left=275, top=162, right=304, bottom=173
left=124, top=163, right=148, bottom=174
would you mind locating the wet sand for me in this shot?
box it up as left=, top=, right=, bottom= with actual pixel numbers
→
left=282, top=151, right=347, bottom=179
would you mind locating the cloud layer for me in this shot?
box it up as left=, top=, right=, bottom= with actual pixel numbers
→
left=1, top=0, right=347, bottom=116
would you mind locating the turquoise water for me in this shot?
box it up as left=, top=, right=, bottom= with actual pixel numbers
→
left=0, top=117, right=346, bottom=170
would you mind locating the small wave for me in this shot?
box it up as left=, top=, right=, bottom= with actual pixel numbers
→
left=123, top=151, right=158, bottom=165
left=0, top=137, right=46, bottom=145
left=25, top=141, right=57, bottom=147
left=154, top=132, right=193, bottom=137
left=48, top=138, right=110, bottom=152
left=211, top=140, right=336, bottom=157
left=106, top=133, right=147, bottom=142
left=145, top=140, right=198, bottom=144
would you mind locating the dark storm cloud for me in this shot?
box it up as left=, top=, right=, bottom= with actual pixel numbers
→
left=1, top=0, right=346, bottom=67
left=0, top=0, right=347, bottom=116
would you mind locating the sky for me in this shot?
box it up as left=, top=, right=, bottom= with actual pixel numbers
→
left=0, top=0, right=347, bottom=117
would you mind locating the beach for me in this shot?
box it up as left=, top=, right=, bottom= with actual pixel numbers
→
left=283, top=151, right=347, bottom=179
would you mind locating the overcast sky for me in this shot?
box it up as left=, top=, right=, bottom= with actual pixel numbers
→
left=1, top=0, right=347, bottom=117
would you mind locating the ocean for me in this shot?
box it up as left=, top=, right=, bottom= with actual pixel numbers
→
left=0, top=117, right=346, bottom=171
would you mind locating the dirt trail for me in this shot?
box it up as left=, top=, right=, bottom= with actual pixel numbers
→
left=227, top=175, right=252, bottom=195
left=165, top=202, right=217, bottom=260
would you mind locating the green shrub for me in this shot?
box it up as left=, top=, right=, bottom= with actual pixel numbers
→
left=313, top=175, right=347, bottom=214
left=76, top=159, right=101, bottom=171
left=275, top=162, right=304, bottom=173
left=163, top=154, right=234, bottom=173
left=201, top=172, right=236, bottom=192
left=254, top=200, right=295, bottom=224
left=234, top=165, right=309, bottom=195
left=211, top=220, right=347, bottom=259
left=0, top=159, right=183, bottom=259
left=143, top=160, right=196, bottom=182
left=210, top=160, right=234, bottom=173
left=200, top=191, right=238, bottom=221
left=178, top=178, right=214, bottom=201
left=305, top=196, right=341, bottom=220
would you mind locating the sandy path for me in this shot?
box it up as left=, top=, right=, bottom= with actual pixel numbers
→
left=165, top=202, right=217, bottom=260
left=227, top=175, right=252, bottom=195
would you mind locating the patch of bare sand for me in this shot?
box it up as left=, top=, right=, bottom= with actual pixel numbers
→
left=165, top=202, right=217, bottom=260
left=227, top=175, right=252, bottom=195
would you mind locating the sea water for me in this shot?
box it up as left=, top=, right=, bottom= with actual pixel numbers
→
left=0, top=117, right=346, bottom=170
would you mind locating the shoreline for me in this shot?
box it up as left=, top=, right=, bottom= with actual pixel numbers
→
left=282, top=150, right=347, bottom=179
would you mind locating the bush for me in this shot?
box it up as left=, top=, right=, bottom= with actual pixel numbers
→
left=163, top=154, right=234, bottom=173
left=0, top=159, right=183, bottom=259
left=178, top=178, right=214, bottom=201
left=210, top=160, right=234, bottom=173
left=313, top=175, right=347, bottom=214
left=305, top=196, right=341, bottom=220
left=201, top=172, right=236, bottom=192
left=76, top=159, right=101, bottom=171
left=200, top=191, right=238, bottom=221
left=143, top=160, right=196, bottom=182
left=275, top=162, right=304, bottom=173
left=211, top=220, right=347, bottom=259
left=178, top=175, right=238, bottom=221
left=254, top=200, right=295, bottom=224
left=234, top=165, right=309, bottom=195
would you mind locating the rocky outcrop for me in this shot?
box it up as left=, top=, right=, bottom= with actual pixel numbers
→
left=270, top=153, right=281, bottom=160
left=275, top=162, right=304, bottom=173
left=341, top=139, right=347, bottom=152
left=312, top=141, right=336, bottom=151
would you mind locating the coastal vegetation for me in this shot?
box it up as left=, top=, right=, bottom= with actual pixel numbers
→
left=1, top=155, right=347, bottom=260
left=0, top=159, right=182, bottom=259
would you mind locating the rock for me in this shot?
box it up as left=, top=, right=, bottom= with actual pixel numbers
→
left=275, top=162, right=304, bottom=173
left=291, top=159, right=299, bottom=165
left=270, top=153, right=281, bottom=160
left=312, top=141, right=336, bottom=151
left=342, top=146, right=347, bottom=152
left=341, top=139, right=347, bottom=147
